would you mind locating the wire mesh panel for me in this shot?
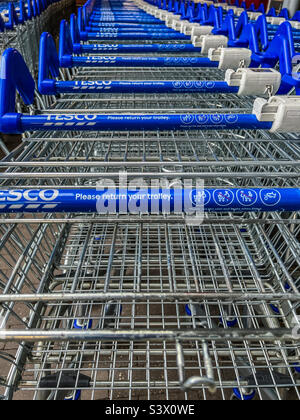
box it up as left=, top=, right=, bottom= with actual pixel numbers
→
left=0, top=215, right=299, bottom=400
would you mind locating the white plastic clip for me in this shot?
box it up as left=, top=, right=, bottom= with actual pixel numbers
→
left=217, top=3, right=229, bottom=9
left=181, top=22, right=207, bottom=35
left=208, top=47, right=252, bottom=70
left=172, top=19, right=183, bottom=31
left=225, top=68, right=282, bottom=97
left=191, top=25, right=214, bottom=43
left=226, top=6, right=238, bottom=12
left=253, top=96, right=300, bottom=132
left=179, top=21, right=195, bottom=34
left=158, top=10, right=169, bottom=20
left=154, top=9, right=162, bottom=17
left=266, top=16, right=286, bottom=25
left=165, top=16, right=176, bottom=27
left=1, top=11, right=8, bottom=22
left=234, top=8, right=247, bottom=16
left=164, top=11, right=176, bottom=20
left=168, top=15, right=182, bottom=30
left=145, top=6, right=156, bottom=14
left=194, top=35, right=228, bottom=54
left=248, top=12, right=263, bottom=20
left=290, top=20, right=300, bottom=29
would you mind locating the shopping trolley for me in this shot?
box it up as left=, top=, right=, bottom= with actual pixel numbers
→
left=44, top=0, right=300, bottom=93
left=0, top=1, right=37, bottom=71
left=143, top=1, right=300, bottom=42
left=55, top=20, right=298, bottom=101
left=0, top=0, right=75, bottom=72
left=2, top=42, right=299, bottom=134
left=144, top=1, right=300, bottom=36
left=213, top=10, right=300, bottom=46
left=69, top=10, right=203, bottom=57
left=0, top=0, right=299, bottom=402
left=72, top=2, right=300, bottom=70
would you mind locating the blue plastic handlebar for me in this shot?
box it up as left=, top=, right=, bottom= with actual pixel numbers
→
left=0, top=188, right=298, bottom=213
left=3, top=113, right=271, bottom=134
left=0, top=48, right=35, bottom=127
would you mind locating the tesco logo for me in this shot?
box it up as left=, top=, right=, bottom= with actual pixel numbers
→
left=0, top=190, right=59, bottom=202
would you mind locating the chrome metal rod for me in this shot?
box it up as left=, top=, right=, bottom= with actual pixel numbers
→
left=0, top=292, right=298, bottom=303
left=0, top=328, right=297, bottom=343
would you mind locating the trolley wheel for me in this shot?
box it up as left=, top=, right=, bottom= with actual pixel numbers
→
left=269, top=304, right=280, bottom=314
left=219, top=317, right=238, bottom=328
left=231, top=388, right=256, bottom=401
left=185, top=304, right=192, bottom=316
left=64, top=390, right=81, bottom=401
left=294, top=364, right=300, bottom=374
left=270, top=283, right=292, bottom=314
left=73, top=319, right=93, bottom=330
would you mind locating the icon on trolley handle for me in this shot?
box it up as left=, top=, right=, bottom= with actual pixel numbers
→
left=173, top=81, right=183, bottom=88
left=206, top=81, right=216, bottom=89
left=190, top=190, right=211, bottom=206
left=213, top=190, right=235, bottom=207
left=225, top=114, right=239, bottom=124
left=194, top=81, right=204, bottom=88
left=180, top=114, right=195, bottom=125
left=259, top=189, right=281, bottom=206
left=196, top=114, right=209, bottom=124
left=210, top=114, right=224, bottom=124
left=236, top=189, right=258, bottom=207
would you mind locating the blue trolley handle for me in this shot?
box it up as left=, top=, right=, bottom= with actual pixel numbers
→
left=67, top=17, right=200, bottom=53
left=50, top=80, right=238, bottom=95
left=83, top=32, right=189, bottom=40
left=77, top=43, right=202, bottom=53
left=38, top=35, right=238, bottom=95
left=1, top=112, right=273, bottom=134
left=0, top=188, right=299, bottom=214
left=0, top=47, right=273, bottom=134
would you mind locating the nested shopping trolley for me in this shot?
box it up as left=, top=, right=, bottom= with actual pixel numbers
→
left=45, top=0, right=300, bottom=116
left=0, top=0, right=75, bottom=72
left=0, top=0, right=300, bottom=401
